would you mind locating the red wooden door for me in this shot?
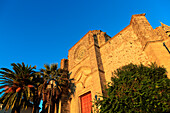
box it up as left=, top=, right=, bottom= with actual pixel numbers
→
left=80, top=92, right=92, bottom=113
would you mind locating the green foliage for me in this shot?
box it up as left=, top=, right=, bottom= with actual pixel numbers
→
left=40, top=64, right=75, bottom=99
left=0, top=63, right=75, bottom=113
left=39, top=64, right=75, bottom=113
left=94, top=63, right=170, bottom=113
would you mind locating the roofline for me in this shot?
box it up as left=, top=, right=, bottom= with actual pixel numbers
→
left=130, top=13, right=146, bottom=24
left=68, top=13, right=146, bottom=52
left=68, top=31, right=91, bottom=52
left=68, top=30, right=102, bottom=52
left=100, top=25, right=131, bottom=48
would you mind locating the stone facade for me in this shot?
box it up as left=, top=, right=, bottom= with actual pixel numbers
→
left=60, top=14, right=170, bottom=113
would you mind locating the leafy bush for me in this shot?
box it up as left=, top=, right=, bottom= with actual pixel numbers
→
left=94, top=63, right=170, bottom=113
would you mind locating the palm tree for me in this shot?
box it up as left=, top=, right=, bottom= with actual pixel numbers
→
left=0, top=63, right=36, bottom=113
left=40, top=64, right=75, bottom=113
left=40, top=64, right=61, bottom=113
left=31, top=72, right=44, bottom=113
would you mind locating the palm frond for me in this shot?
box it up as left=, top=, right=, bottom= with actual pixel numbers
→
left=0, top=62, right=37, bottom=112
left=0, top=68, right=14, bottom=74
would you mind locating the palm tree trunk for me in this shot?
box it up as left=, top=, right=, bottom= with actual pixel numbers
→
left=48, top=85, right=52, bottom=113
left=12, top=93, right=21, bottom=113
left=41, top=100, right=47, bottom=113
left=51, top=96, right=55, bottom=113
left=33, top=92, right=42, bottom=113
left=42, top=89, right=48, bottom=113
left=32, top=89, right=39, bottom=113
left=41, top=82, right=48, bottom=113
left=32, top=103, right=38, bottom=113
left=11, top=106, right=20, bottom=113
left=32, top=90, right=36, bottom=113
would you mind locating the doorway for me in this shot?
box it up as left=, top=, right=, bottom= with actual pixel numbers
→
left=80, top=92, right=92, bottom=113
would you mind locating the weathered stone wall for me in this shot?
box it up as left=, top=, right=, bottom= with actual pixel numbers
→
left=130, top=14, right=162, bottom=49
left=68, top=33, right=92, bottom=113
left=100, top=25, right=150, bottom=83
left=130, top=14, right=170, bottom=78
left=68, top=30, right=108, bottom=113
left=144, top=37, right=170, bottom=78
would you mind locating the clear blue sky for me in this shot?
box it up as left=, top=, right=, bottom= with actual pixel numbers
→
left=0, top=0, right=170, bottom=70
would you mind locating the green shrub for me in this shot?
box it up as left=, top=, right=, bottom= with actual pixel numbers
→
left=94, top=63, right=170, bottom=113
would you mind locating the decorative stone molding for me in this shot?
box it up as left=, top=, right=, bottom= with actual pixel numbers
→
left=74, top=45, right=87, bottom=62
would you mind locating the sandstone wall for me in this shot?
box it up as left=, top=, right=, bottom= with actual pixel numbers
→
left=130, top=14, right=170, bottom=78
left=144, top=35, right=170, bottom=78
left=100, top=25, right=150, bottom=83
left=68, top=30, right=107, bottom=113
left=68, top=33, right=92, bottom=113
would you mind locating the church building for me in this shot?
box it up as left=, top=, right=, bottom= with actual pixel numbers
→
left=60, top=13, right=170, bottom=113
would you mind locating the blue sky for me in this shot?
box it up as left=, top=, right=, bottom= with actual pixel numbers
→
left=0, top=0, right=170, bottom=70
